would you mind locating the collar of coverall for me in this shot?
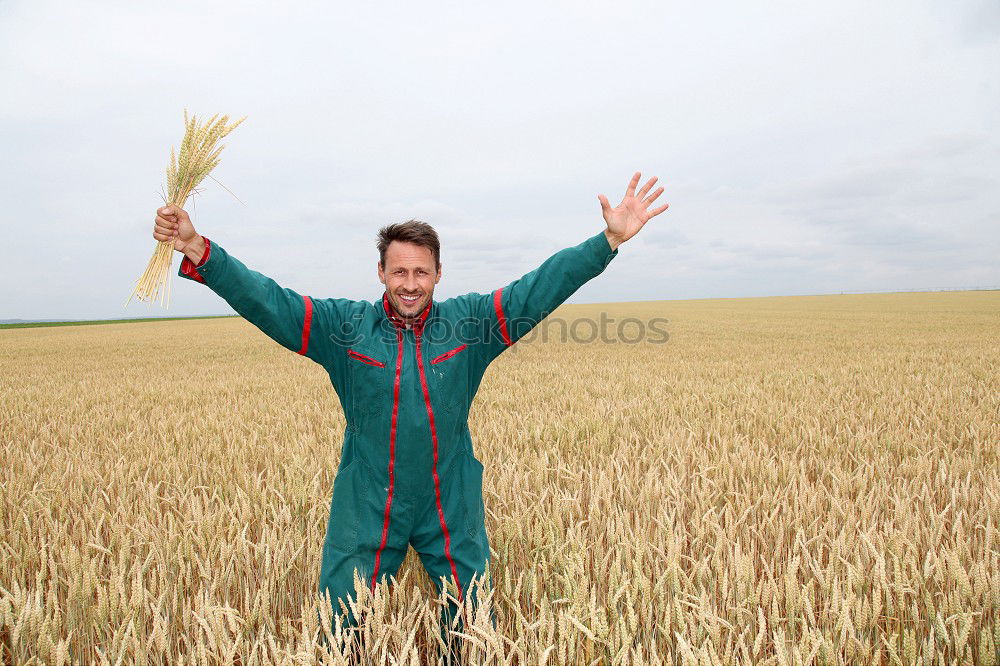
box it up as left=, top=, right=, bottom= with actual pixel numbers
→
left=382, top=291, right=433, bottom=332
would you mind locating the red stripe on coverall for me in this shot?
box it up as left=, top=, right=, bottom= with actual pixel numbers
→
left=297, top=296, right=313, bottom=355
left=431, top=344, right=466, bottom=364
left=414, top=330, right=463, bottom=600
left=371, top=327, right=405, bottom=592
left=492, top=288, right=511, bottom=347
left=347, top=350, right=385, bottom=367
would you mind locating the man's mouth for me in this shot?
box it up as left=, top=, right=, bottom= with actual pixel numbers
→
left=398, top=294, right=421, bottom=306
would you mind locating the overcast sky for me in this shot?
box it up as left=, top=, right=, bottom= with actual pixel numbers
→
left=2, top=0, right=998, bottom=320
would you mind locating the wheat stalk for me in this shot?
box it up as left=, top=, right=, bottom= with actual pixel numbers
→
left=124, top=108, right=245, bottom=308
left=1, top=291, right=997, bottom=663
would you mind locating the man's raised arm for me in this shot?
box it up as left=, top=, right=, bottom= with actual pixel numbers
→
left=153, top=205, right=335, bottom=364
left=482, top=172, right=668, bottom=355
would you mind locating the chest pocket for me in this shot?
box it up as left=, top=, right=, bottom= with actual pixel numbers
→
left=427, top=343, right=469, bottom=416
left=346, top=348, right=392, bottom=427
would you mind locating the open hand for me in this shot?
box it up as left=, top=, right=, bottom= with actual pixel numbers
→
left=598, top=172, right=669, bottom=247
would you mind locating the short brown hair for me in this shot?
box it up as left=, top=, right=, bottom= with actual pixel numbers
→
left=377, top=220, right=440, bottom=269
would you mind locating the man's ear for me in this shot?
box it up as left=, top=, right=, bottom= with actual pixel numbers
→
left=435, top=264, right=442, bottom=284
left=377, top=261, right=385, bottom=285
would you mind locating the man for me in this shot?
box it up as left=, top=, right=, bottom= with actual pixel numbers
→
left=152, top=171, right=667, bottom=648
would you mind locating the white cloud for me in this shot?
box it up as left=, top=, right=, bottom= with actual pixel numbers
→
left=1, top=0, right=998, bottom=319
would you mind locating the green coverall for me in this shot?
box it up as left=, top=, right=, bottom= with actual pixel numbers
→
left=178, top=230, right=619, bottom=636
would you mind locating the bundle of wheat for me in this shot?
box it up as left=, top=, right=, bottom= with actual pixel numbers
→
left=125, top=109, right=245, bottom=308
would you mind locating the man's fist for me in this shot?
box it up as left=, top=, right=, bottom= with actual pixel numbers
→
left=153, top=205, right=200, bottom=253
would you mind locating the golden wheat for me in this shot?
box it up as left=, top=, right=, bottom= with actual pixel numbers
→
left=124, top=109, right=246, bottom=309
left=1, top=290, right=998, bottom=664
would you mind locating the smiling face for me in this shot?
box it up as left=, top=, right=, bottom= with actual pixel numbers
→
left=378, top=240, right=442, bottom=320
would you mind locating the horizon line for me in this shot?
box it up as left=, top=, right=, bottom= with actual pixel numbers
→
left=3, top=286, right=997, bottom=326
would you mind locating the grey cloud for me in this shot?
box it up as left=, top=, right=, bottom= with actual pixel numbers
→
left=1, top=1, right=999, bottom=319
left=634, top=228, right=691, bottom=249
left=954, top=0, right=1000, bottom=43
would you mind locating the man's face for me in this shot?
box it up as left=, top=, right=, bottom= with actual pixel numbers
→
left=377, top=241, right=442, bottom=320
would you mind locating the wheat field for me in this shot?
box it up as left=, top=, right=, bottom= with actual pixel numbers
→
left=1, top=291, right=998, bottom=665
